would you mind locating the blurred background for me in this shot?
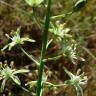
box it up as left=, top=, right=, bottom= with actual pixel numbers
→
left=0, top=0, right=96, bottom=96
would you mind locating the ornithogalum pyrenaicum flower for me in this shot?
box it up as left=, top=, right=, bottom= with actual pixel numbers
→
left=1, top=28, right=35, bottom=51
left=0, top=61, right=29, bottom=92
left=49, top=21, right=71, bottom=42
left=62, top=44, right=77, bottom=64
left=64, top=67, right=88, bottom=96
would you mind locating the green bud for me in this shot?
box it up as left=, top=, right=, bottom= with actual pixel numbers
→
left=25, top=0, right=43, bottom=7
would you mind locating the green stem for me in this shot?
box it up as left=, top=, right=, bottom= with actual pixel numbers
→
left=20, top=47, right=40, bottom=66
left=36, top=0, right=51, bottom=96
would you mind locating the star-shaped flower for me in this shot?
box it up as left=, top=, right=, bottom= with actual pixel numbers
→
left=64, top=67, right=88, bottom=96
left=1, top=28, right=35, bottom=51
left=49, top=21, right=71, bottom=42
left=0, top=61, right=29, bottom=92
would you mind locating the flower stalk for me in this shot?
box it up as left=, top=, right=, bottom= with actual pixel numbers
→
left=36, top=0, right=52, bottom=96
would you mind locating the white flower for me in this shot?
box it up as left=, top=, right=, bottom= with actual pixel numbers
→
left=1, top=28, right=35, bottom=51
left=63, top=44, right=77, bottom=64
left=0, top=61, right=29, bottom=92
left=64, top=67, right=88, bottom=96
left=50, top=21, right=71, bottom=42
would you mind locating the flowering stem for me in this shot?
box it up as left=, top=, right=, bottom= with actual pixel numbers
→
left=36, top=0, right=51, bottom=96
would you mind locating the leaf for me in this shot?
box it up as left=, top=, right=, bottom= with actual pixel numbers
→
left=1, top=78, right=7, bottom=92
left=11, top=75, right=21, bottom=85
left=25, top=0, right=43, bottom=7
left=73, top=0, right=86, bottom=12
left=13, top=69, right=29, bottom=74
